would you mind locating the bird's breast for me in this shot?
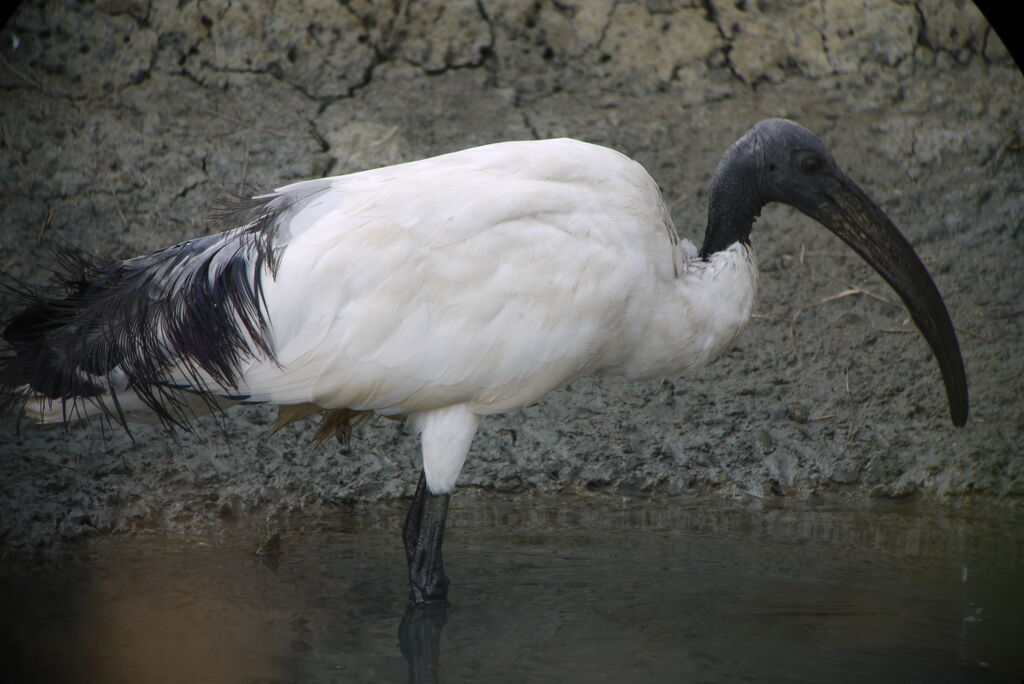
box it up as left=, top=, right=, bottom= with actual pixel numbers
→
left=597, top=242, right=759, bottom=381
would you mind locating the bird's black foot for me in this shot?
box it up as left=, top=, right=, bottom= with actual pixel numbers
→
left=404, top=471, right=451, bottom=606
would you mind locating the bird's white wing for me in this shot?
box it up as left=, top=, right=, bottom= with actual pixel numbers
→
left=231, top=138, right=680, bottom=415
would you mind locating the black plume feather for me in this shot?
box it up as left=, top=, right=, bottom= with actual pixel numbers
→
left=1, top=194, right=287, bottom=427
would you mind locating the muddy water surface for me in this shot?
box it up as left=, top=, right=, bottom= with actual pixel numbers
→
left=3, top=497, right=1022, bottom=683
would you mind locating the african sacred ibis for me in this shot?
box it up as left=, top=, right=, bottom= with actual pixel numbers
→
left=1, top=119, right=968, bottom=605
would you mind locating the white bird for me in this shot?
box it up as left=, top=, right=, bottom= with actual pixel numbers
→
left=1, top=119, right=967, bottom=605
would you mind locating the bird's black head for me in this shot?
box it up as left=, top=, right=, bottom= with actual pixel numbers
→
left=754, top=118, right=841, bottom=212
left=700, top=118, right=968, bottom=427
left=701, top=118, right=839, bottom=258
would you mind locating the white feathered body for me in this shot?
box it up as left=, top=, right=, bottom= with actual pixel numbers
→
left=246, top=139, right=757, bottom=415
left=18, top=139, right=758, bottom=491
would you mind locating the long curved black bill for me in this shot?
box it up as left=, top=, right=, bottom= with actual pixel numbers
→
left=804, top=173, right=968, bottom=427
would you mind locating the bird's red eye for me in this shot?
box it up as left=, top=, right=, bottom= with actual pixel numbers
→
left=801, top=156, right=822, bottom=174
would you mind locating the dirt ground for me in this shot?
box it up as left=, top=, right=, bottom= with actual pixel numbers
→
left=1, top=1, right=1021, bottom=549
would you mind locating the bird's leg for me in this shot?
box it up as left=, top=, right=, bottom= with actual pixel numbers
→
left=403, top=471, right=451, bottom=605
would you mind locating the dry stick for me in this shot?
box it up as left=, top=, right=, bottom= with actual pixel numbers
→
left=992, top=128, right=1024, bottom=168
left=110, top=187, right=129, bottom=228
left=145, top=128, right=248, bottom=145
left=950, top=325, right=991, bottom=342
left=240, top=139, right=251, bottom=188
left=990, top=309, right=1024, bottom=320
left=194, top=105, right=289, bottom=138
left=881, top=324, right=990, bottom=342
left=36, top=207, right=54, bottom=242
left=20, top=453, right=80, bottom=472
left=2, top=124, right=28, bottom=169
left=856, top=286, right=991, bottom=341
left=781, top=250, right=847, bottom=260
left=0, top=54, right=61, bottom=98
left=382, top=0, right=412, bottom=57
left=787, top=287, right=864, bottom=359
left=788, top=283, right=992, bottom=357
left=843, top=368, right=857, bottom=444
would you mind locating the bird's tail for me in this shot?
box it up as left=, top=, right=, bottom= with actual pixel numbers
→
left=1, top=231, right=277, bottom=428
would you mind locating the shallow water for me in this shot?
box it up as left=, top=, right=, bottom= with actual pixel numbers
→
left=3, top=496, right=1022, bottom=683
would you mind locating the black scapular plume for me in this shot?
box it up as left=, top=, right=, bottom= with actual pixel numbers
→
left=0, top=193, right=290, bottom=426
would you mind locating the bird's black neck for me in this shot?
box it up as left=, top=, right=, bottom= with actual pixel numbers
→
left=699, top=134, right=766, bottom=259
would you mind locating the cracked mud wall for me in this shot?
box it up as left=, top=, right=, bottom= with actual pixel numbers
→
left=0, top=1, right=1021, bottom=547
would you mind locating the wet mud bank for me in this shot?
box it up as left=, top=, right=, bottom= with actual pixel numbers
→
left=1, top=1, right=1022, bottom=549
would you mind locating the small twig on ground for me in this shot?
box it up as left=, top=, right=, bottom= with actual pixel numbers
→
left=381, top=0, right=412, bottom=57
left=21, top=454, right=80, bottom=472
left=0, top=54, right=60, bottom=97
left=952, top=325, right=991, bottom=342
left=992, top=128, right=1023, bottom=167
left=110, top=187, right=129, bottom=228
left=195, top=105, right=288, bottom=138
left=847, top=284, right=899, bottom=308
left=843, top=368, right=859, bottom=444
left=781, top=250, right=847, bottom=261
left=240, top=139, right=251, bottom=188
left=787, top=287, right=864, bottom=358
left=989, top=309, right=1024, bottom=320
left=36, top=207, right=53, bottom=242
left=785, top=283, right=982, bottom=358
left=880, top=315, right=992, bottom=343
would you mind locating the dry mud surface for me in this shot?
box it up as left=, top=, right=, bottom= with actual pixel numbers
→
left=0, top=1, right=1021, bottom=548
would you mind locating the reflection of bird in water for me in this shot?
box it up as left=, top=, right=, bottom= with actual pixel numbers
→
left=1, top=119, right=967, bottom=605
left=400, top=603, right=446, bottom=684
